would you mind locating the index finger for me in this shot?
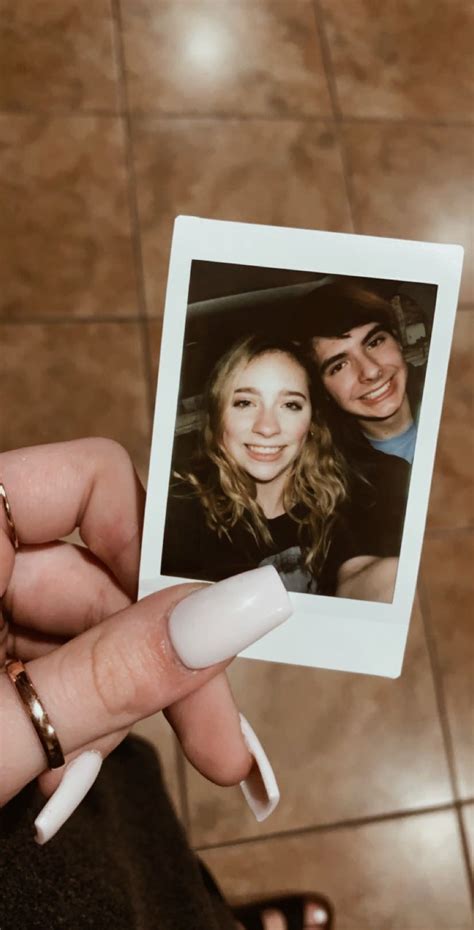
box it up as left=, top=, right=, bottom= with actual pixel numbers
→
left=0, top=439, right=145, bottom=598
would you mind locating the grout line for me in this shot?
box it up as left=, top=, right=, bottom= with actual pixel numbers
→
left=417, top=572, right=473, bottom=900
left=123, top=111, right=474, bottom=126
left=0, top=106, right=124, bottom=119
left=311, top=0, right=358, bottom=232
left=417, top=573, right=462, bottom=797
left=131, top=112, right=341, bottom=125
left=110, top=0, right=155, bottom=428
left=424, top=526, right=474, bottom=540
left=0, top=108, right=472, bottom=130
left=457, top=803, right=474, bottom=904
left=330, top=115, right=474, bottom=129
left=311, top=1, right=342, bottom=121
left=193, top=799, right=463, bottom=854
left=0, top=315, right=145, bottom=327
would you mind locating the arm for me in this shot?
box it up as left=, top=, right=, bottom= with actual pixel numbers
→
left=336, top=555, right=398, bottom=603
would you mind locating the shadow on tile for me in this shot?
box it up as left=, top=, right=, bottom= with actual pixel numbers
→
left=428, top=312, right=474, bottom=529
left=421, top=533, right=474, bottom=798
left=201, top=809, right=472, bottom=929
left=186, top=600, right=452, bottom=846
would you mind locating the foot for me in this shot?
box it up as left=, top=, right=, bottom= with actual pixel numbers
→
left=235, top=896, right=331, bottom=929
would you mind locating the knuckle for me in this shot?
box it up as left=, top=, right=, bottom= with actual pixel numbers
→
left=80, top=438, right=135, bottom=484
left=89, top=625, right=164, bottom=722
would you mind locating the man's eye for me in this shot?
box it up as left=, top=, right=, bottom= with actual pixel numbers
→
left=328, top=360, right=346, bottom=376
left=368, top=335, right=385, bottom=349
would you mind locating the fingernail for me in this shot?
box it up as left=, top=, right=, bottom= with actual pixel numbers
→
left=169, top=565, right=292, bottom=669
left=239, top=714, right=280, bottom=822
left=34, top=751, right=103, bottom=845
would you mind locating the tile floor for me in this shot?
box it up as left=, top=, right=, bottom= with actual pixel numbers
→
left=1, top=1, right=473, bottom=926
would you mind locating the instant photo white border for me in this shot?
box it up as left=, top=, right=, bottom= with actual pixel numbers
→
left=139, top=216, right=463, bottom=678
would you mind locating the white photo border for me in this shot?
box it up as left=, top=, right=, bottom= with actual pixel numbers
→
left=139, top=216, right=464, bottom=678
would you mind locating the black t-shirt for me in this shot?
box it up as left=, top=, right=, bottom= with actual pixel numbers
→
left=161, top=450, right=410, bottom=596
left=161, top=492, right=359, bottom=595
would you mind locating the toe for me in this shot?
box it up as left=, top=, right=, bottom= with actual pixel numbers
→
left=304, top=899, right=331, bottom=927
left=261, top=909, right=287, bottom=930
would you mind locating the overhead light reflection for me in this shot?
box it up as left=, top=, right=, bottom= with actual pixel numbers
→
left=183, top=20, right=234, bottom=76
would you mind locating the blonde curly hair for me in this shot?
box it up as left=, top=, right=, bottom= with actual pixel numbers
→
left=178, top=334, right=348, bottom=581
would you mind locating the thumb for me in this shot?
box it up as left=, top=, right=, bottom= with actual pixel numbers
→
left=1, top=566, right=291, bottom=805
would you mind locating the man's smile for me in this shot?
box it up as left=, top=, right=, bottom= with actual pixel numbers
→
left=359, top=376, right=395, bottom=404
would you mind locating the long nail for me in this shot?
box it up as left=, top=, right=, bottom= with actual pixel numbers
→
left=239, top=714, right=280, bottom=822
left=34, top=751, right=103, bottom=845
left=169, top=565, right=292, bottom=669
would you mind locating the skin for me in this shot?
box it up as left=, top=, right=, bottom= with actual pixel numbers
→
left=0, top=440, right=253, bottom=806
left=221, top=351, right=312, bottom=519
left=312, top=322, right=413, bottom=441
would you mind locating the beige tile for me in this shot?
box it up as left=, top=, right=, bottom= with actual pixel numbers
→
left=428, top=313, right=474, bottom=529
left=421, top=534, right=474, bottom=798
left=201, top=810, right=472, bottom=929
left=461, top=803, right=474, bottom=872
left=321, top=0, right=474, bottom=121
left=0, top=322, right=150, bottom=478
left=0, top=0, right=119, bottom=111
left=147, top=318, right=163, bottom=390
left=132, top=713, right=182, bottom=817
left=0, top=114, right=138, bottom=320
left=186, top=600, right=452, bottom=846
left=343, top=123, right=474, bottom=302
left=121, top=0, right=331, bottom=117
left=133, top=118, right=352, bottom=316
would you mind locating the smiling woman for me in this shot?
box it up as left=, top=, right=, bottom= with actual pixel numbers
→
left=161, top=334, right=382, bottom=596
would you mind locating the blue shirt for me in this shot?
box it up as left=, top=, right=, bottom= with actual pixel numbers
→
left=366, top=421, right=417, bottom=464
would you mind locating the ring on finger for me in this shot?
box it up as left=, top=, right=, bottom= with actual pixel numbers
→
left=0, top=480, right=20, bottom=552
left=0, top=479, right=19, bottom=670
left=6, top=659, right=65, bottom=770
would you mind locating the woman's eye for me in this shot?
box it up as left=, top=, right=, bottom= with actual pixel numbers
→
left=232, top=399, right=252, bottom=408
left=284, top=401, right=303, bottom=411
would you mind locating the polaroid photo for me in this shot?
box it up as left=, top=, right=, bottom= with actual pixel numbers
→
left=139, top=216, right=463, bottom=678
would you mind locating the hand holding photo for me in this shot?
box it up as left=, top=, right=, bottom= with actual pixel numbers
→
left=139, top=217, right=463, bottom=678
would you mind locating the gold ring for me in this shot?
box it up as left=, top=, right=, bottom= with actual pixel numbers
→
left=6, top=659, right=65, bottom=770
left=0, top=480, right=19, bottom=551
left=0, top=479, right=19, bottom=670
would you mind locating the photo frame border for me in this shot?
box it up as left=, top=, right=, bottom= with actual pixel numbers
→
left=139, top=216, right=464, bottom=678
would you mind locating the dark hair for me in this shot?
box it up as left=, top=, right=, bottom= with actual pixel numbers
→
left=296, top=280, right=395, bottom=341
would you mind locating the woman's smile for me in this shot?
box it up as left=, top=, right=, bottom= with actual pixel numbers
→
left=244, top=443, right=287, bottom=462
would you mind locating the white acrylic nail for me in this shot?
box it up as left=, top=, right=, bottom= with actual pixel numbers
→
left=169, top=565, right=292, bottom=669
left=239, top=714, right=280, bottom=822
left=34, top=751, right=103, bottom=845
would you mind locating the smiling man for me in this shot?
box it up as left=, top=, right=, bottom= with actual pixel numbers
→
left=292, top=280, right=428, bottom=571
left=308, top=282, right=419, bottom=464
